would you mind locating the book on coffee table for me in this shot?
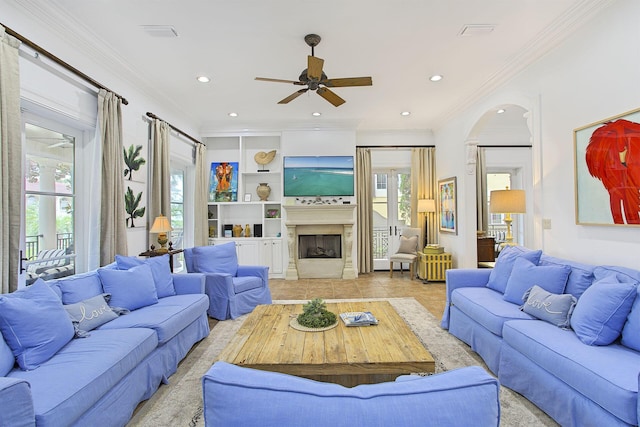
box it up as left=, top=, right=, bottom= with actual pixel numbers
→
left=340, top=311, right=379, bottom=326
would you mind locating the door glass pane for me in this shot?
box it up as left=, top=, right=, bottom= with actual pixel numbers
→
left=397, top=172, right=411, bottom=226
left=24, top=123, right=76, bottom=285
left=372, top=173, right=389, bottom=259
left=486, top=173, right=512, bottom=242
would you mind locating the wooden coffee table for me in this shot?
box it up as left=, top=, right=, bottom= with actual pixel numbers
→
left=216, top=301, right=435, bottom=387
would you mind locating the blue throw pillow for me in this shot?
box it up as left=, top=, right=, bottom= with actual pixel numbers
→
left=115, top=254, right=176, bottom=298
left=621, top=286, right=640, bottom=351
left=503, top=257, right=571, bottom=304
left=0, top=333, right=14, bottom=376
left=50, top=270, right=104, bottom=304
left=521, top=285, right=577, bottom=328
left=64, top=294, right=119, bottom=336
left=486, top=246, right=542, bottom=294
left=570, top=276, right=637, bottom=346
left=192, top=242, right=238, bottom=276
left=0, top=279, right=75, bottom=370
left=98, top=263, right=158, bottom=311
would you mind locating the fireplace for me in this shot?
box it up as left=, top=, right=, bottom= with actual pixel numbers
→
left=283, top=205, right=356, bottom=280
left=298, top=234, right=342, bottom=259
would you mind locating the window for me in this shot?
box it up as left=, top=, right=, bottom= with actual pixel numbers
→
left=24, top=122, right=77, bottom=285
left=170, top=167, right=184, bottom=250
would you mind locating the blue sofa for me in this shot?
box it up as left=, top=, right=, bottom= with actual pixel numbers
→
left=0, top=255, right=210, bottom=427
left=202, top=361, right=500, bottom=426
left=184, top=242, right=272, bottom=320
left=441, top=246, right=640, bottom=427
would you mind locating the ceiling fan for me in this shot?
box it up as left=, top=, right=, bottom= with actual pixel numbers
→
left=255, top=34, right=372, bottom=107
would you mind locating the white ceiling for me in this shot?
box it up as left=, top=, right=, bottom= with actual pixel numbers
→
left=6, top=0, right=611, bottom=134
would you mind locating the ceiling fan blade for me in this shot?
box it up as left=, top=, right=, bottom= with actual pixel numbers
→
left=323, top=77, right=373, bottom=87
left=278, top=88, right=309, bottom=104
left=255, top=77, right=304, bottom=85
left=307, top=55, right=324, bottom=80
left=317, top=87, right=345, bottom=107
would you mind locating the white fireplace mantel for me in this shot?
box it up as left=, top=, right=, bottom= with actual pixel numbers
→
left=283, top=204, right=356, bottom=280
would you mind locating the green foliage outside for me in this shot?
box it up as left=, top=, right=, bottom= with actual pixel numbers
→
left=398, top=173, right=411, bottom=224
left=297, top=298, right=337, bottom=328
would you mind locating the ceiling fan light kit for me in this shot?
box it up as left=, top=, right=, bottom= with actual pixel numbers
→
left=256, top=34, right=372, bottom=107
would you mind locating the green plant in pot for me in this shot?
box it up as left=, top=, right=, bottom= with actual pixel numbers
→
left=297, top=298, right=337, bottom=328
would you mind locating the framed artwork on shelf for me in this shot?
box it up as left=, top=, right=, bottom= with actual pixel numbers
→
left=438, top=176, right=457, bottom=234
left=244, top=193, right=251, bottom=202
left=574, top=107, right=640, bottom=226
left=209, top=161, right=239, bottom=202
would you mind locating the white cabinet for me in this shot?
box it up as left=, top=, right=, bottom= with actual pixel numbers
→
left=261, top=238, right=284, bottom=276
left=234, top=239, right=261, bottom=265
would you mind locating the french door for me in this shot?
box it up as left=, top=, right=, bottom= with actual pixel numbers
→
left=372, top=168, right=411, bottom=270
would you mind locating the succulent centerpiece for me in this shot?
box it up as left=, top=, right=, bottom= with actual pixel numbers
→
left=297, top=298, right=337, bottom=329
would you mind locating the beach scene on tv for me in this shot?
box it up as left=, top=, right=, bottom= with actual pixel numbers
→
left=283, top=156, right=354, bottom=197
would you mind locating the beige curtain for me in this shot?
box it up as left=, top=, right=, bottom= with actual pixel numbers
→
left=410, top=147, right=436, bottom=246
left=476, top=147, right=488, bottom=233
left=149, top=119, right=171, bottom=226
left=356, top=148, right=373, bottom=273
left=0, top=27, right=21, bottom=293
left=193, top=143, right=209, bottom=247
left=98, top=89, right=128, bottom=265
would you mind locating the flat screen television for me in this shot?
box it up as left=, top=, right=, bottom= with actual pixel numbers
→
left=283, top=156, right=354, bottom=197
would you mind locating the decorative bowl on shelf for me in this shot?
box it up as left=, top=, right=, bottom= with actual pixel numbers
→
left=266, top=209, right=280, bottom=218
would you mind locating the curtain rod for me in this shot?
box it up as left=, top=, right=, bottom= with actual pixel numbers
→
left=478, top=144, right=532, bottom=148
left=2, top=23, right=129, bottom=105
left=146, top=112, right=203, bottom=146
left=357, top=145, right=435, bottom=148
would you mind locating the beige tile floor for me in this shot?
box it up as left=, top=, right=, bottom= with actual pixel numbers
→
left=269, top=271, right=447, bottom=318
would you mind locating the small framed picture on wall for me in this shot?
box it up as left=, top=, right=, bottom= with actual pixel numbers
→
left=438, top=176, right=457, bottom=234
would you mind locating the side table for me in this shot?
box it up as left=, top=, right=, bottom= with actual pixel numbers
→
left=418, top=252, right=452, bottom=282
left=138, top=247, right=183, bottom=273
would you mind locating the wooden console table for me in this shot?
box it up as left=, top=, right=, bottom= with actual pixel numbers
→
left=138, top=246, right=183, bottom=272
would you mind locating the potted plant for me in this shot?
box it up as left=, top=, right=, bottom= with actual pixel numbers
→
left=297, top=298, right=337, bottom=328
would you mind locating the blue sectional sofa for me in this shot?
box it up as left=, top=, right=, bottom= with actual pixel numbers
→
left=202, top=361, right=501, bottom=426
left=441, top=245, right=640, bottom=427
left=0, top=255, right=210, bottom=427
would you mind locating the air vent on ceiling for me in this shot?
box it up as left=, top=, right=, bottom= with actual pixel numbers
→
left=458, top=24, right=495, bottom=36
left=141, top=25, right=179, bottom=38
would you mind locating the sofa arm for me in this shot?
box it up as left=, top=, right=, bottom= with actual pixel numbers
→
left=172, top=273, right=205, bottom=295
left=441, top=268, right=492, bottom=329
left=0, top=378, right=35, bottom=426
left=237, top=265, right=269, bottom=286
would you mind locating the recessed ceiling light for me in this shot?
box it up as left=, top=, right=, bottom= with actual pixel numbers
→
left=429, top=75, right=443, bottom=82
left=497, top=109, right=506, bottom=114
left=228, top=112, right=238, bottom=117
left=196, top=76, right=210, bottom=83
left=140, top=25, right=179, bottom=38
left=401, top=111, right=411, bottom=117
left=312, top=112, right=321, bottom=117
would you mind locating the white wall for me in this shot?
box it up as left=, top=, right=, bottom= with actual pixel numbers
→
left=436, top=0, right=640, bottom=269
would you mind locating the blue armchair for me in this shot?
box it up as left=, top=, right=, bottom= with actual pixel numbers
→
left=184, top=242, right=272, bottom=320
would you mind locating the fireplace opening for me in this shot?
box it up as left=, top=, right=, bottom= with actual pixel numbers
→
left=298, top=234, right=342, bottom=259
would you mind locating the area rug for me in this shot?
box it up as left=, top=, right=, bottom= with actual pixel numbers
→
left=127, top=298, right=558, bottom=426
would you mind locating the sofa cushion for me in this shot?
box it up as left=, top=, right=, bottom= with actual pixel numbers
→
left=0, top=279, right=75, bottom=370
left=115, top=254, right=176, bottom=298
left=97, top=294, right=209, bottom=345
left=486, top=246, right=542, bottom=294
left=539, top=254, right=596, bottom=299
left=233, top=276, right=264, bottom=294
left=521, top=285, right=576, bottom=328
left=503, top=257, right=570, bottom=304
left=7, top=328, right=157, bottom=427
left=502, top=320, right=640, bottom=425
left=0, top=333, right=15, bottom=377
left=64, top=294, right=119, bottom=335
left=594, top=265, right=640, bottom=285
left=98, top=263, right=159, bottom=311
left=621, top=285, right=640, bottom=351
left=191, top=242, right=238, bottom=276
left=451, top=287, right=532, bottom=336
left=570, top=277, right=637, bottom=346
left=51, top=270, right=104, bottom=304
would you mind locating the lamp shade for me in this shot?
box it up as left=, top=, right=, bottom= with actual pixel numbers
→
left=489, top=189, right=526, bottom=213
left=150, top=215, right=173, bottom=233
left=418, top=199, right=436, bottom=213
